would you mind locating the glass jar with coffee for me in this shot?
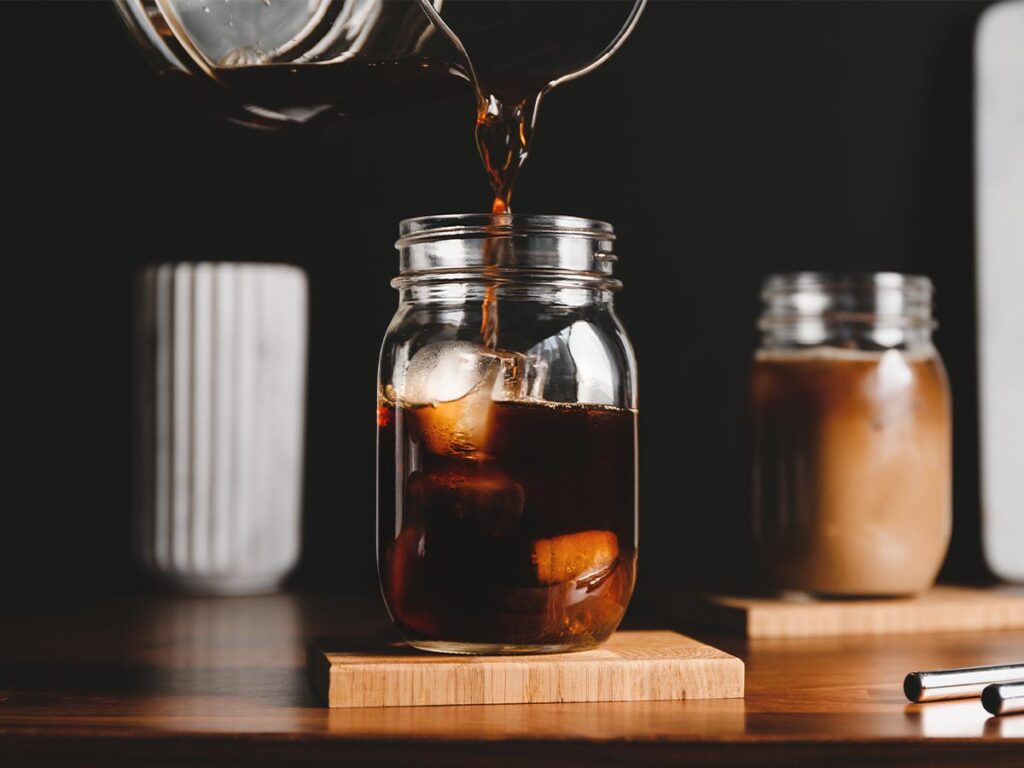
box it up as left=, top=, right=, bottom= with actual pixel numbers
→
left=377, top=214, right=638, bottom=654
left=750, top=273, right=952, bottom=597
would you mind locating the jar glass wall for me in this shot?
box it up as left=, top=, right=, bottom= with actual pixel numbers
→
left=750, top=273, right=952, bottom=597
left=377, top=214, right=638, bottom=654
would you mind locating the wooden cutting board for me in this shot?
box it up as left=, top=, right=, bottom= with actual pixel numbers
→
left=309, top=630, right=744, bottom=708
left=687, top=585, right=1024, bottom=639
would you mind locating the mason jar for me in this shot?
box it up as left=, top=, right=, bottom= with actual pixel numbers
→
left=750, top=273, right=952, bottom=597
left=377, top=214, right=638, bottom=654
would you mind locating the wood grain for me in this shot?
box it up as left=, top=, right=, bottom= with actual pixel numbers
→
left=690, top=585, right=1024, bottom=638
left=310, top=631, right=744, bottom=707
left=0, top=593, right=1022, bottom=766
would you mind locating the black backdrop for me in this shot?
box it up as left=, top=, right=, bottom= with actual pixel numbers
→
left=2, top=0, right=995, bottom=595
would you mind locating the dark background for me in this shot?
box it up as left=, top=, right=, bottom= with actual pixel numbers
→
left=2, top=0, right=996, bottom=595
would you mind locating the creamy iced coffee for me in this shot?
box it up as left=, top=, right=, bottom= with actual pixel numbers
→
left=750, top=347, right=952, bottom=596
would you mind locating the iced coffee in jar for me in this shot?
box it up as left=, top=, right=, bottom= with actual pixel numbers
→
left=377, top=214, right=638, bottom=654
left=750, top=273, right=951, bottom=597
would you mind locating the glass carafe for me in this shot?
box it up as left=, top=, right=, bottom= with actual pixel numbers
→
left=114, top=0, right=645, bottom=129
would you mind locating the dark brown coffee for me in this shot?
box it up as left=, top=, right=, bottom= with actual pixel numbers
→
left=472, top=75, right=547, bottom=215
left=378, top=396, right=637, bottom=651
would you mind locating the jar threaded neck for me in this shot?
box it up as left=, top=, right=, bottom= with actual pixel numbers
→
left=394, top=213, right=619, bottom=289
left=758, top=272, right=937, bottom=350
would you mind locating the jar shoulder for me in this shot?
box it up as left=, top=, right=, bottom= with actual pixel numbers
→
left=379, top=300, right=637, bottom=410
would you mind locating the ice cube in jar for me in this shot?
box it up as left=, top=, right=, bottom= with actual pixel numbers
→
left=402, top=341, right=526, bottom=457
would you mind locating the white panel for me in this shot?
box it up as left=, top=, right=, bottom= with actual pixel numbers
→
left=977, top=0, right=1024, bottom=582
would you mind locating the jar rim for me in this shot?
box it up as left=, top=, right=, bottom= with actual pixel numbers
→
left=762, top=272, right=933, bottom=295
left=758, top=271, right=937, bottom=332
left=397, top=213, right=614, bottom=248
left=394, top=213, right=619, bottom=285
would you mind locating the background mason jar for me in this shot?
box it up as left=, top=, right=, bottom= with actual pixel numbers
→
left=749, top=273, right=952, bottom=597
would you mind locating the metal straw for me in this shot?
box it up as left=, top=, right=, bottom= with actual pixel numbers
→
left=982, top=681, right=1024, bottom=716
left=903, top=663, right=1024, bottom=703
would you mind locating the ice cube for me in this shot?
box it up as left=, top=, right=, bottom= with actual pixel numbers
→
left=420, top=468, right=526, bottom=536
left=402, top=342, right=526, bottom=456
left=531, top=530, right=619, bottom=586
left=404, top=341, right=493, bottom=405
left=405, top=468, right=527, bottom=590
left=496, top=560, right=629, bottom=641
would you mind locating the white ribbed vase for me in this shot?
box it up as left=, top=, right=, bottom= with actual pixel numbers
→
left=135, top=263, right=308, bottom=595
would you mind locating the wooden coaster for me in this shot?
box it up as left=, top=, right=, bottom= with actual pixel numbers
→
left=309, top=630, right=744, bottom=708
left=688, top=585, right=1024, bottom=639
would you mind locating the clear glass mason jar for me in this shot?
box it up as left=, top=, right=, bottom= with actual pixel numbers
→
left=750, top=273, right=952, bottom=597
left=377, top=214, right=638, bottom=654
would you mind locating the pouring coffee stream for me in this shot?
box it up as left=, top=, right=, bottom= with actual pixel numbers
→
left=419, top=0, right=646, bottom=214
left=416, top=0, right=647, bottom=347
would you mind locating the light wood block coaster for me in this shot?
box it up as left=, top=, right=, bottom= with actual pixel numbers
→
left=688, top=585, right=1024, bottom=639
left=308, top=630, right=744, bottom=708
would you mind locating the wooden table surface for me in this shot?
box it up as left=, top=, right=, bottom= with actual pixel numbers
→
left=1, top=592, right=1022, bottom=766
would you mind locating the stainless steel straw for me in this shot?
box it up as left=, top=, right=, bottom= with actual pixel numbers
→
left=903, top=663, right=1024, bottom=703
left=982, top=681, right=1024, bottom=716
